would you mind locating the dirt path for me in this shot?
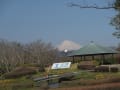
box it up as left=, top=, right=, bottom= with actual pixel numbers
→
left=50, top=82, right=120, bottom=90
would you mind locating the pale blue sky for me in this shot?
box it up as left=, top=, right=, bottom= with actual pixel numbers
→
left=0, top=0, right=119, bottom=47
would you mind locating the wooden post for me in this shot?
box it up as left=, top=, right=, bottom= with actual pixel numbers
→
left=112, top=54, right=115, bottom=64
left=92, top=55, right=94, bottom=60
left=83, top=56, right=85, bottom=61
left=73, top=56, right=75, bottom=63
left=80, top=56, right=82, bottom=61
left=112, top=54, right=114, bottom=60
left=101, top=54, right=105, bottom=65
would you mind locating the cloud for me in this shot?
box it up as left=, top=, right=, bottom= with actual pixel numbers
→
left=57, top=40, right=81, bottom=51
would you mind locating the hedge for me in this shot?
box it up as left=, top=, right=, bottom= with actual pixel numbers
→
left=4, top=66, right=37, bottom=79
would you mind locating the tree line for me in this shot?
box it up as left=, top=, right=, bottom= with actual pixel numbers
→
left=0, top=39, right=58, bottom=75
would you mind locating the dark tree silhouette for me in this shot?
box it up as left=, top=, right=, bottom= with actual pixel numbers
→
left=111, top=0, right=120, bottom=38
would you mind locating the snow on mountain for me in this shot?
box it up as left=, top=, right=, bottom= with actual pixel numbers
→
left=57, top=40, right=81, bottom=51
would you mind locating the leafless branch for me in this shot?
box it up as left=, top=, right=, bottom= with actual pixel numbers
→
left=67, top=3, right=116, bottom=9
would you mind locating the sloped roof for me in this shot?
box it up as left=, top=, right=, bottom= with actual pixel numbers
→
left=68, top=42, right=119, bottom=56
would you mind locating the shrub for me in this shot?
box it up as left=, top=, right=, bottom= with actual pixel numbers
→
left=77, top=61, right=96, bottom=70
left=103, top=59, right=112, bottom=65
left=93, top=60, right=100, bottom=66
left=110, top=67, right=119, bottom=72
left=27, top=64, right=45, bottom=72
left=77, top=65, right=95, bottom=70
left=59, top=75, right=74, bottom=83
left=58, top=72, right=75, bottom=83
left=95, top=73, right=104, bottom=80
left=103, top=58, right=118, bottom=65
left=4, top=66, right=37, bottom=79
left=94, top=66, right=109, bottom=72
left=38, top=66, right=45, bottom=72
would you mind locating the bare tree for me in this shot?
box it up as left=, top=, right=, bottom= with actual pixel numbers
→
left=0, top=39, right=58, bottom=75
left=0, top=40, right=24, bottom=73
left=26, top=40, right=58, bottom=66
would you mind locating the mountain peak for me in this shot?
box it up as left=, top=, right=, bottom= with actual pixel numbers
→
left=57, top=40, right=81, bottom=51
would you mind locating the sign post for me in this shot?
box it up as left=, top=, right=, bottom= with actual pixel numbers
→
left=51, top=62, right=71, bottom=69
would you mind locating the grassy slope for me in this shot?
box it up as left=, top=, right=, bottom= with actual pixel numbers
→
left=0, top=63, right=78, bottom=90
left=0, top=63, right=120, bottom=90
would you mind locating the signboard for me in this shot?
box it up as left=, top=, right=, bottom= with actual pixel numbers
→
left=51, top=62, right=71, bottom=69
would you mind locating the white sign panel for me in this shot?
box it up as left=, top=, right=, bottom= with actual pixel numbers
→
left=51, top=62, right=71, bottom=69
